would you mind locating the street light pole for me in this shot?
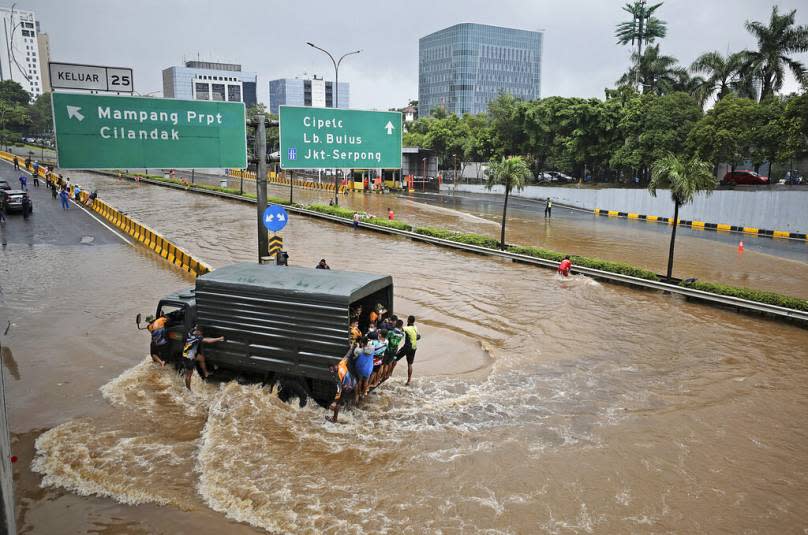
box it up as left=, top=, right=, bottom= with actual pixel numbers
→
left=306, top=42, right=361, bottom=206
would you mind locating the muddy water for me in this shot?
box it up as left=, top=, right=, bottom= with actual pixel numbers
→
left=11, top=172, right=808, bottom=533
left=130, top=172, right=808, bottom=299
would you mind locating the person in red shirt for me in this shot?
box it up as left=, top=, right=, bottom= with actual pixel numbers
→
left=558, top=255, right=572, bottom=277
left=388, top=208, right=394, bottom=220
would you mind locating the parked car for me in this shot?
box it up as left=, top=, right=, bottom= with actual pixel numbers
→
left=0, top=179, right=11, bottom=191
left=721, top=170, right=769, bottom=185
left=779, top=170, right=803, bottom=185
left=2, top=189, right=31, bottom=214
left=548, top=171, right=574, bottom=183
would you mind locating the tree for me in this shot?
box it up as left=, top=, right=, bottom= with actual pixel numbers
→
left=616, top=1, right=668, bottom=89
left=741, top=6, right=808, bottom=101
left=616, top=2, right=668, bottom=59
left=690, top=51, right=746, bottom=104
left=487, top=93, right=528, bottom=158
left=617, top=44, right=686, bottom=94
left=649, top=153, right=716, bottom=280
left=485, top=156, right=532, bottom=249
left=28, top=92, right=52, bottom=135
left=0, top=80, right=30, bottom=106
left=686, top=95, right=758, bottom=172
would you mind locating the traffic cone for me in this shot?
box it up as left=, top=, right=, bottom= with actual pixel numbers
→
left=738, top=241, right=744, bottom=253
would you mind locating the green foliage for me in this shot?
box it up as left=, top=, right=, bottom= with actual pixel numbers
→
left=0, top=80, right=30, bottom=106
left=615, top=1, right=667, bottom=48
left=307, top=203, right=355, bottom=218
left=741, top=6, right=808, bottom=101
left=617, top=44, right=686, bottom=95
left=649, top=152, right=715, bottom=205
left=508, top=245, right=660, bottom=280
left=682, top=280, right=808, bottom=312
left=414, top=226, right=501, bottom=248
left=485, top=155, right=532, bottom=191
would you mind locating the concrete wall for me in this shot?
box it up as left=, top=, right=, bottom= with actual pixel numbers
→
left=447, top=184, right=808, bottom=233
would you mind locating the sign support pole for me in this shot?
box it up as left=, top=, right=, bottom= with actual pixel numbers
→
left=255, top=115, right=269, bottom=262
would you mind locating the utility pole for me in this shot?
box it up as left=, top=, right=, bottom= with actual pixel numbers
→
left=306, top=42, right=361, bottom=206
left=255, top=114, right=269, bottom=262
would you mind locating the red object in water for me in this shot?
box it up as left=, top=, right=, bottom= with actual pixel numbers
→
left=10, top=455, right=17, bottom=463
left=738, top=241, right=744, bottom=253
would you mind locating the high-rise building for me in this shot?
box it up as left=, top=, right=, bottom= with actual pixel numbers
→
left=162, top=60, right=257, bottom=106
left=268, top=76, right=349, bottom=115
left=36, top=27, right=50, bottom=93
left=419, top=23, right=543, bottom=117
left=0, top=6, right=45, bottom=98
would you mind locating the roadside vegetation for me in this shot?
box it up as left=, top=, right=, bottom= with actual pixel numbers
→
left=402, top=4, right=808, bottom=184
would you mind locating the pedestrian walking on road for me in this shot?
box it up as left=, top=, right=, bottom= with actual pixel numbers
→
left=32, top=171, right=39, bottom=188
left=51, top=181, right=57, bottom=199
left=12, top=156, right=18, bottom=170
left=32, top=162, right=39, bottom=177
left=58, top=187, right=69, bottom=210
left=18, top=175, right=27, bottom=191
left=0, top=202, right=6, bottom=224
left=24, top=157, right=30, bottom=170
left=544, top=198, right=552, bottom=218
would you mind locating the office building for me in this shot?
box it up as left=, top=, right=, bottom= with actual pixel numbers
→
left=419, top=23, right=542, bottom=116
left=268, top=76, right=349, bottom=114
left=0, top=6, right=45, bottom=98
left=36, top=29, right=50, bottom=93
left=162, top=60, right=257, bottom=106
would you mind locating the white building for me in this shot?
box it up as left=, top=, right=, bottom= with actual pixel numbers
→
left=162, top=61, right=258, bottom=106
left=268, top=76, right=349, bottom=115
left=0, top=6, right=45, bottom=98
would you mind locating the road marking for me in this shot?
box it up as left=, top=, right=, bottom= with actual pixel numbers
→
left=69, top=198, right=133, bottom=246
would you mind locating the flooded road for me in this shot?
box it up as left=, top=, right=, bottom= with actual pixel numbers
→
left=160, top=171, right=808, bottom=299
left=5, top=169, right=808, bottom=533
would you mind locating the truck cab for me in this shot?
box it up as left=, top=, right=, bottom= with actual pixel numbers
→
left=152, top=289, right=197, bottom=361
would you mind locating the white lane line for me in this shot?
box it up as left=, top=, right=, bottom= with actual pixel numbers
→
left=0, top=155, right=133, bottom=246
left=69, top=199, right=133, bottom=246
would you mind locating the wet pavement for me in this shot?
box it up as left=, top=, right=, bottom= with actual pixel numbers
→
left=2, top=166, right=808, bottom=533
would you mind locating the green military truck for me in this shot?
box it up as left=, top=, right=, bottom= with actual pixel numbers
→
left=139, top=263, right=393, bottom=405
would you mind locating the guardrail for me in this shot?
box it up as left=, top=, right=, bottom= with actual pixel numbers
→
left=0, top=152, right=214, bottom=278
left=226, top=168, right=347, bottom=193
left=94, top=171, right=808, bottom=325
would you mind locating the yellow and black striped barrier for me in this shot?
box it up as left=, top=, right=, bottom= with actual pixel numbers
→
left=269, top=235, right=283, bottom=257
left=227, top=168, right=347, bottom=194
left=593, top=208, right=807, bottom=242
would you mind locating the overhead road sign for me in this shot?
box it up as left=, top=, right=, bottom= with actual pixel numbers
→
left=51, top=92, right=247, bottom=169
left=279, top=106, right=402, bottom=169
left=263, top=204, right=289, bottom=232
left=49, top=62, right=134, bottom=93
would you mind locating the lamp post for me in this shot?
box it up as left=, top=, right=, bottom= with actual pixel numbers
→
left=306, top=42, right=361, bottom=206
left=422, top=157, right=428, bottom=192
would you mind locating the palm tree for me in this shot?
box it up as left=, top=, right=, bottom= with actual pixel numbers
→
left=690, top=51, right=747, bottom=103
left=616, top=1, right=668, bottom=88
left=485, top=156, right=532, bottom=250
left=617, top=44, right=685, bottom=94
left=741, top=6, right=808, bottom=101
left=616, top=1, right=668, bottom=58
left=649, top=153, right=716, bottom=281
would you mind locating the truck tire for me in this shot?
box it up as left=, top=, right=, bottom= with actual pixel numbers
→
left=277, top=377, right=309, bottom=408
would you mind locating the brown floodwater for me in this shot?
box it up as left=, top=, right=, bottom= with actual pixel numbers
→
left=5, top=171, right=808, bottom=533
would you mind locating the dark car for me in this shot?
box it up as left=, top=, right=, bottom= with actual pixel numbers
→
left=721, top=170, right=769, bottom=185
left=0, top=179, right=10, bottom=191
left=2, top=189, right=30, bottom=213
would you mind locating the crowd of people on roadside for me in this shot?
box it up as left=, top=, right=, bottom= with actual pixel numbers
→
left=329, top=303, right=420, bottom=422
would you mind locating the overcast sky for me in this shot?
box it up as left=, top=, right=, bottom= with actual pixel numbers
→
left=24, top=0, right=808, bottom=109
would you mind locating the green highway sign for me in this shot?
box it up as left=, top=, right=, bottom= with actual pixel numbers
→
left=279, top=106, right=401, bottom=169
left=51, top=92, right=247, bottom=169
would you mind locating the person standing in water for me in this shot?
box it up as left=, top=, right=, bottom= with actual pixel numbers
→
left=544, top=198, right=552, bottom=218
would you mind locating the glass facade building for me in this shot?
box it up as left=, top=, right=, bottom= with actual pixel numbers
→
left=268, top=78, right=349, bottom=115
left=419, top=23, right=542, bottom=116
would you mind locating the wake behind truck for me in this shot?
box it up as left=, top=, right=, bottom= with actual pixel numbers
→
left=138, top=263, right=393, bottom=405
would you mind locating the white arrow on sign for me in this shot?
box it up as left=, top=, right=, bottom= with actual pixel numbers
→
left=66, top=105, right=84, bottom=122
left=277, top=213, right=286, bottom=221
left=265, top=214, right=275, bottom=222
left=384, top=121, right=394, bottom=135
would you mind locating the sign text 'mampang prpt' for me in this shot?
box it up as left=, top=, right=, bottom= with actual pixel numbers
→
left=51, top=92, right=247, bottom=169
left=279, top=106, right=402, bottom=170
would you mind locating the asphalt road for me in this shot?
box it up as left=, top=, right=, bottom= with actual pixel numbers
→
left=0, top=161, right=129, bottom=247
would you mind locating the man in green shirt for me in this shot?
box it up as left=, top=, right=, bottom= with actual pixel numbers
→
left=397, top=315, right=420, bottom=386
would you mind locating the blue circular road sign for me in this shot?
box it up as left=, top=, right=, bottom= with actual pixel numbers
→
left=263, top=204, right=289, bottom=232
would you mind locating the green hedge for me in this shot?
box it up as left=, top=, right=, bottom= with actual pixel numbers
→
left=507, top=245, right=660, bottom=280
left=307, top=204, right=355, bottom=219
left=414, top=226, right=501, bottom=248
left=682, top=280, right=808, bottom=312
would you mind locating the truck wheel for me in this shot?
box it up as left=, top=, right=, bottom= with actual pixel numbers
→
left=277, top=377, right=309, bottom=408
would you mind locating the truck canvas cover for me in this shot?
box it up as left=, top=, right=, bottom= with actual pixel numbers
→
left=194, top=263, right=393, bottom=380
